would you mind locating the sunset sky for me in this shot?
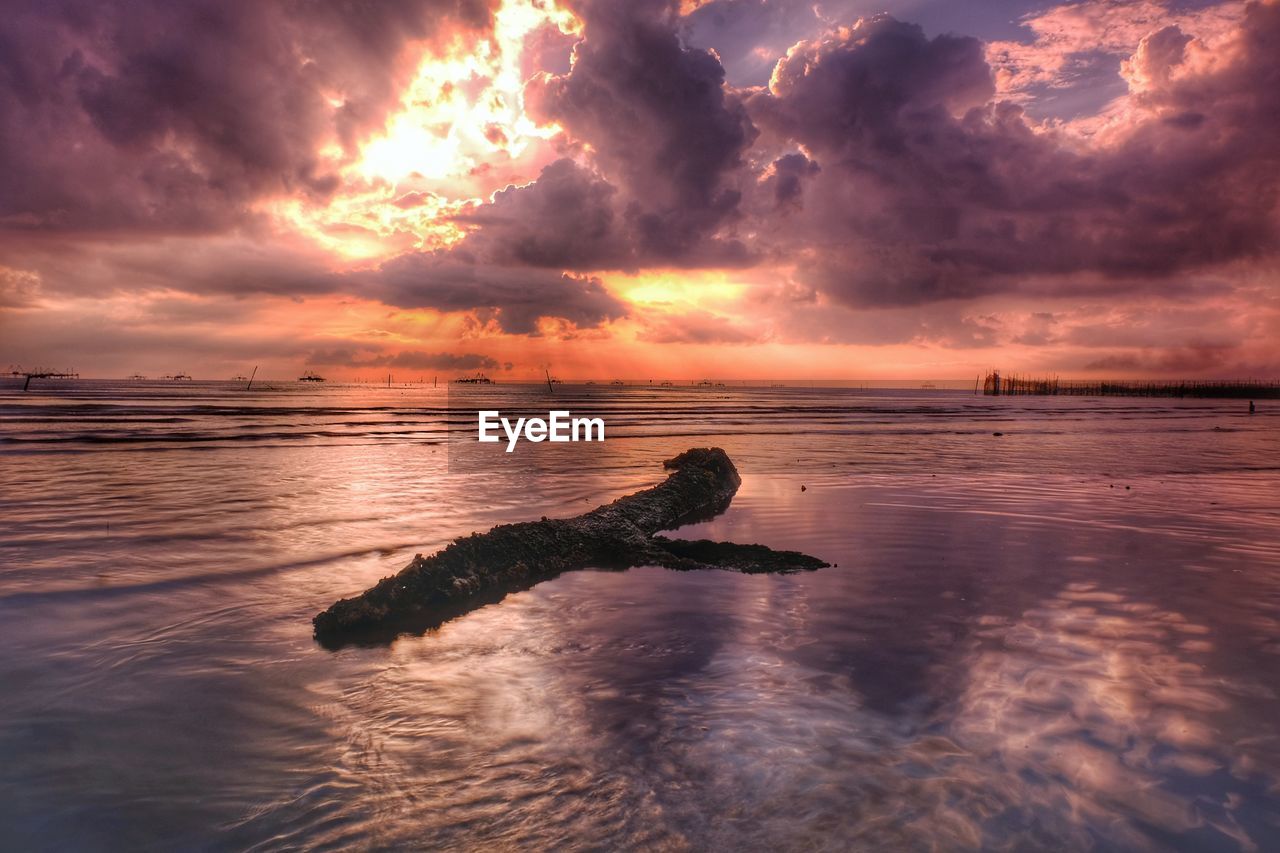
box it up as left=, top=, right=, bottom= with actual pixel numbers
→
left=1, top=0, right=1277, bottom=380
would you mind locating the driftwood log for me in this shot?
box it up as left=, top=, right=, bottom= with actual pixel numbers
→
left=313, top=448, right=827, bottom=646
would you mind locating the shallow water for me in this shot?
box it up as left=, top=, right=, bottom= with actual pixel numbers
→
left=1, top=381, right=1278, bottom=850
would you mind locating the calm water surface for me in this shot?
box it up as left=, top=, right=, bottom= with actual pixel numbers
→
left=1, top=381, right=1278, bottom=850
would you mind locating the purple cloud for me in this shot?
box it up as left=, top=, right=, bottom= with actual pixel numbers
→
left=741, top=6, right=1280, bottom=307
left=529, top=0, right=757, bottom=263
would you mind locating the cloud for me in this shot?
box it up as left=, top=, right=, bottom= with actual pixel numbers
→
left=986, top=0, right=1246, bottom=117
left=679, top=0, right=856, bottom=86
left=1010, top=312, right=1060, bottom=346
left=0, top=224, right=629, bottom=336
left=456, top=159, right=630, bottom=268
left=3, top=0, right=1280, bottom=378
left=528, top=0, right=758, bottom=263
left=350, top=252, right=627, bottom=334
left=0, top=233, right=339, bottom=302
left=762, top=153, right=821, bottom=211
left=0, top=0, right=496, bottom=233
left=741, top=4, right=1280, bottom=308
left=1082, top=343, right=1238, bottom=374
left=0, top=301, right=316, bottom=368
left=0, top=266, right=42, bottom=308
left=751, top=16, right=997, bottom=151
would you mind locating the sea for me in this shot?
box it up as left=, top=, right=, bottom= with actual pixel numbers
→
left=1, top=379, right=1278, bottom=851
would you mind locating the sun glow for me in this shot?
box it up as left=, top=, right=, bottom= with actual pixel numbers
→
left=354, top=0, right=576, bottom=186
left=266, top=189, right=471, bottom=261
left=267, top=0, right=578, bottom=261
left=610, top=270, right=751, bottom=309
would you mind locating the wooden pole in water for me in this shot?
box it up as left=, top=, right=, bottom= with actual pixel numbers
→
left=246, top=365, right=257, bottom=391
left=546, top=367, right=554, bottom=394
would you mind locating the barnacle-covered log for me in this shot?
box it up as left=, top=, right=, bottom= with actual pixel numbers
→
left=313, top=448, right=827, bottom=646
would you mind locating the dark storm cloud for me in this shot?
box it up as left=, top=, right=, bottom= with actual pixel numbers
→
left=0, top=0, right=496, bottom=233
left=751, top=15, right=998, bottom=145
left=351, top=252, right=627, bottom=334
left=455, top=159, right=631, bottom=268
left=744, top=6, right=1280, bottom=307
left=763, top=153, right=821, bottom=211
left=528, top=0, right=758, bottom=263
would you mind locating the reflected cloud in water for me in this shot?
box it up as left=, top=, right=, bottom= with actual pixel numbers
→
left=3, top=384, right=1280, bottom=849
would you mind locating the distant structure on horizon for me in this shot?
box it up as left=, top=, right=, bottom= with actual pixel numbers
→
left=298, top=372, right=326, bottom=382
left=452, top=373, right=493, bottom=384
left=7, top=366, right=79, bottom=391
left=982, top=371, right=1280, bottom=399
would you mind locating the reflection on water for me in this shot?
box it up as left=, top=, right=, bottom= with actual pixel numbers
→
left=955, top=585, right=1242, bottom=850
left=1, top=382, right=1279, bottom=850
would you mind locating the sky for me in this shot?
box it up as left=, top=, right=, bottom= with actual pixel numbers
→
left=1, top=0, right=1277, bottom=381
